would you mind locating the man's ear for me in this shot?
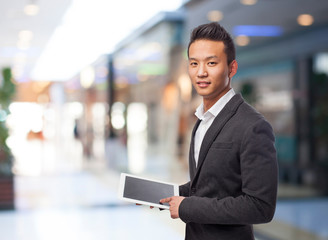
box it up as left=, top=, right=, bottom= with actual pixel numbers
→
left=229, top=60, right=238, bottom=79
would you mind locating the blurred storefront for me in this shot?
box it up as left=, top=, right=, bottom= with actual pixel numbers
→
left=107, top=11, right=189, bottom=181
left=233, top=30, right=328, bottom=195
left=312, top=53, right=328, bottom=194
left=64, top=55, right=109, bottom=164
left=6, top=56, right=109, bottom=177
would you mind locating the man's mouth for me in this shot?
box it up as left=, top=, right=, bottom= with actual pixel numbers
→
left=197, top=81, right=211, bottom=87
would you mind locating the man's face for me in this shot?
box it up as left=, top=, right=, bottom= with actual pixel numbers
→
left=188, top=39, right=236, bottom=105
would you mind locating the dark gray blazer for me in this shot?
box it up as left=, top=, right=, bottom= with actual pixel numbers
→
left=179, top=93, right=278, bottom=240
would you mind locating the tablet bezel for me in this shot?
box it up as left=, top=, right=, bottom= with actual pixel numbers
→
left=119, top=173, right=179, bottom=209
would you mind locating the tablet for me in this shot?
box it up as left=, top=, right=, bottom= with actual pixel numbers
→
left=119, top=173, right=179, bottom=209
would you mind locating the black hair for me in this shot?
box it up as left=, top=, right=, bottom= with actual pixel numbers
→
left=188, top=22, right=236, bottom=65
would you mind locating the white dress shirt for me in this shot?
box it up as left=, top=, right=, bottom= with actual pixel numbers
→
left=194, top=88, right=236, bottom=166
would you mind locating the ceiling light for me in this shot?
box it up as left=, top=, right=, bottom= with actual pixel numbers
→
left=235, top=35, right=250, bottom=46
left=80, top=66, right=95, bottom=88
left=207, top=10, right=223, bottom=22
left=31, top=0, right=184, bottom=81
left=297, top=14, right=314, bottom=26
left=19, top=30, right=34, bottom=41
left=17, top=41, right=30, bottom=50
left=24, top=4, right=40, bottom=16
left=240, top=0, right=258, bottom=6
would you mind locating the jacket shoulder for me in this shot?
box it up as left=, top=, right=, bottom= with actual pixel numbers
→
left=229, top=94, right=273, bottom=130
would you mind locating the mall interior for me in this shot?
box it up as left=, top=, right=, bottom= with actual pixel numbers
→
left=1, top=0, right=328, bottom=239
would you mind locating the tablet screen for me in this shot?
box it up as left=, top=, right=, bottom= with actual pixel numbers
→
left=119, top=173, right=179, bottom=209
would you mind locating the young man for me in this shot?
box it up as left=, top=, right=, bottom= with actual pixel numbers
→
left=160, top=22, right=278, bottom=240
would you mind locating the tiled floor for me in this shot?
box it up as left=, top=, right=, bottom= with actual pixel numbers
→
left=254, top=198, right=328, bottom=240
left=0, top=204, right=184, bottom=240
left=0, top=170, right=185, bottom=240
left=275, top=198, right=328, bottom=239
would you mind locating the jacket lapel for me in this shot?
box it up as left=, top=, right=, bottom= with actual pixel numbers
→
left=189, top=119, right=201, bottom=179
left=191, top=94, right=244, bottom=185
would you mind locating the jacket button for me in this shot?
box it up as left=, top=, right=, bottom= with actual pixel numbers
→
left=191, top=188, right=196, bottom=194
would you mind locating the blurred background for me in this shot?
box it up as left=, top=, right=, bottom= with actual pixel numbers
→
left=1, top=0, right=328, bottom=239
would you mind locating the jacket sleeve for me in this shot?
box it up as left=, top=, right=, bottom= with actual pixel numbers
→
left=179, top=182, right=190, bottom=197
left=179, top=118, right=278, bottom=225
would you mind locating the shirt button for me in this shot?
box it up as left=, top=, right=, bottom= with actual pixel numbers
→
left=191, top=188, right=196, bottom=194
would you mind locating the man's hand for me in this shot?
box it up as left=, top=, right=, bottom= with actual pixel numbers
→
left=160, top=196, right=185, bottom=219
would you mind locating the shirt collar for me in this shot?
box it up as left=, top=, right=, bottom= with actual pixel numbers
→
left=195, top=88, right=236, bottom=120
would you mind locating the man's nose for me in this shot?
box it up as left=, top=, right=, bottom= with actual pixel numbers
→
left=197, top=64, right=208, bottom=77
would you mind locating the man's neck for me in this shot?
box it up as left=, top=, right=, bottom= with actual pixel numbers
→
left=203, top=88, right=231, bottom=112
left=203, top=100, right=216, bottom=113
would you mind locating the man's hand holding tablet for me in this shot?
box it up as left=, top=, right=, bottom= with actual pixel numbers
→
left=160, top=196, right=185, bottom=218
left=119, top=173, right=179, bottom=210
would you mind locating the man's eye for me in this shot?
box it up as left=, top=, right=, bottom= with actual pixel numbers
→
left=190, top=62, right=197, bottom=66
left=208, top=62, right=217, bottom=66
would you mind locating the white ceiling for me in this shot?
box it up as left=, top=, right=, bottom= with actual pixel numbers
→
left=0, top=0, right=184, bottom=82
left=1, top=0, right=328, bottom=83
left=0, top=0, right=73, bottom=80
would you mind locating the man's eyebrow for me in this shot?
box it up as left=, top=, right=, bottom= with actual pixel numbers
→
left=188, top=56, right=219, bottom=61
left=205, top=55, right=219, bottom=60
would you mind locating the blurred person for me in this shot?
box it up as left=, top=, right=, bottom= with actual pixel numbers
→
left=73, top=119, right=81, bottom=139
left=160, top=22, right=278, bottom=240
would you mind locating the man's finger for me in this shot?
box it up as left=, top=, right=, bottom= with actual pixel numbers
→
left=160, top=197, right=171, bottom=203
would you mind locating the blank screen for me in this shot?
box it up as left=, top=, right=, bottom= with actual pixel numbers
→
left=123, top=176, right=174, bottom=207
